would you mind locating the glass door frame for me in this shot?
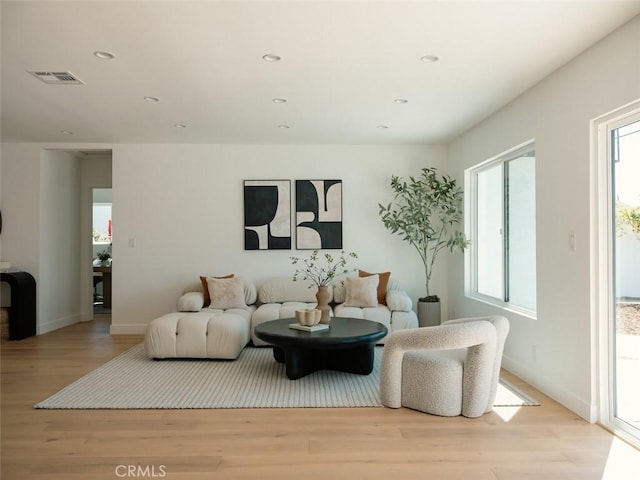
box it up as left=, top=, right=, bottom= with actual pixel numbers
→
left=591, top=99, right=640, bottom=448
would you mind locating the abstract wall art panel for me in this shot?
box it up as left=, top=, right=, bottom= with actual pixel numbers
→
left=295, top=179, right=343, bottom=249
left=244, top=180, right=291, bottom=250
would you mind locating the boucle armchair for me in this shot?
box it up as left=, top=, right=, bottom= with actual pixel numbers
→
left=380, top=316, right=509, bottom=418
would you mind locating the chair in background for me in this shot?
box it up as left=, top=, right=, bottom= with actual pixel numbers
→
left=93, top=275, right=103, bottom=303
left=380, top=316, right=509, bottom=418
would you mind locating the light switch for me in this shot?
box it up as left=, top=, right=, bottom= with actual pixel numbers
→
left=128, top=237, right=136, bottom=248
left=569, top=233, right=576, bottom=252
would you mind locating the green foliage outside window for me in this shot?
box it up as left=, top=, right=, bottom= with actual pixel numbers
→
left=617, top=205, right=640, bottom=239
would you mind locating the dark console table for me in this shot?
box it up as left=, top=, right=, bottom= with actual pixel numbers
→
left=1, top=270, right=36, bottom=340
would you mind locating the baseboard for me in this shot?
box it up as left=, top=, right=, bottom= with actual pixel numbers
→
left=502, top=354, right=594, bottom=422
left=110, top=324, right=146, bottom=335
left=38, top=314, right=81, bottom=335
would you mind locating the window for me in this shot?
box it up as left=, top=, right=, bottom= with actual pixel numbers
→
left=466, top=142, right=537, bottom=316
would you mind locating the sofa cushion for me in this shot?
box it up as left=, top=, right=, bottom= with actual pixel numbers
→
left=333, top=304, right=391, bottom=328
left=359, top=270, right=391, bottom=305
left=207, top=276, right=247, bottom=310
left=343, top=275, right=379, bottom=307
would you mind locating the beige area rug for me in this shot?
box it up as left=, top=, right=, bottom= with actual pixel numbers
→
left=35, top=344, right=538, bottom=409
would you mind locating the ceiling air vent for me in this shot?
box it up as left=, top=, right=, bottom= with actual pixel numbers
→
left=28, top=71, right=84, bottom=85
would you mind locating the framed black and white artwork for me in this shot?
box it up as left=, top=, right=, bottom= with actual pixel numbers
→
left=295, top=179, right=343, bottom=249
left=243, top=180, right=291, bottom=250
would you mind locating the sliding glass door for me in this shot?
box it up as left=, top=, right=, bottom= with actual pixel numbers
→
left=610, top=115, right=640, bottom=441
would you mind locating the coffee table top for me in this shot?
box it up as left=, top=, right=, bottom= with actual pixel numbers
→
left=254, top=317, right=388, bottom=348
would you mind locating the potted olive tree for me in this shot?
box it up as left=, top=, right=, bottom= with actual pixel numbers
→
left=379, top=167, right=469, bottom=326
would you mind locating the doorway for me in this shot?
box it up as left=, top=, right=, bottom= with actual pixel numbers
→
left=92, top=188, right=112, bottom=314
left=77, top=149, right=113, bottom=323
left=594, top=101, right=640, bottom=448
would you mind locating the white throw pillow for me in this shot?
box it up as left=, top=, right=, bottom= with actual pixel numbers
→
left=386, top=290, right=412, bottom=312
left=207, top=276, right=247, bottom=310
left=343, top=275, right=379, bottom=307
left=177, top=291, right=204, bottom=312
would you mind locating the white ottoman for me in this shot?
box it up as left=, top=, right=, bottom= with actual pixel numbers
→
left=144, top=310, right=250, bottom=360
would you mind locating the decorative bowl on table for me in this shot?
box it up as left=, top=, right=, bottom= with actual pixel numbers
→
left=295, top=309, right=321, bottom=326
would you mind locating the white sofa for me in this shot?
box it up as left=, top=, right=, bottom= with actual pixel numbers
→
left=144, top=273, right=419, bottom=359
left=143, top=278, right=256, bottom=359
left=251, top=274, right=418, bottom=346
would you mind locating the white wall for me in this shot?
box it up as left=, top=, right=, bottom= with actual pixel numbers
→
left=0, top=143, right=446, bottom=334
left=110, top=144, right=446, bottom=333
left=0, top=143, right=41, bottom=278
left=39, top=149, right=82, bottom=333
left=1, top=143, right=42, bottom=314
left=447, top=16, right=640, bottom=420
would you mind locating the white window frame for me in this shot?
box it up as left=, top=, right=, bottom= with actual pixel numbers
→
left=465, top=140, right=537, bottom=318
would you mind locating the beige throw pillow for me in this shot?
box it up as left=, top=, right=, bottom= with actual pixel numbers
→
left=358, top=270, right=391, bottom=305
left=343, top=275, right=379, bottom=307
left=207, top=276, right=246, bottom=310
left=200, top=274, right=234, bottom=307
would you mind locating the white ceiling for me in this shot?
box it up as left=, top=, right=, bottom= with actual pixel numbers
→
left=2, top=1, right=639, bottom=145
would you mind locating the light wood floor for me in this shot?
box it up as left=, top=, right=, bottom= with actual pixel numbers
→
left=2, top=315, right=639, bottom=480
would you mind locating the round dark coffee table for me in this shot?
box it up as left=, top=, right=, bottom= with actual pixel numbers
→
left=254, top=317, right=388, bottom=380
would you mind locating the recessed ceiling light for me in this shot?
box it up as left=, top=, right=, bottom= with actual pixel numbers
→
left=277, top=125, right=290, bottom=129
left=263, top=54, right=282, bottom=62
left=394, top=99, right=408, bottom=104
left=377, top=125, right=389, bottom=129
left=144, top=96, right=160, bottom=102
left=60, top=130, right=74, bottom=135
left=93, top=51, right=115, bottom=60
left=272, top=98, right=287, bottom=103
left=174, top=124, right=186, bottom=129
left=420, top=55, right=439, bottom=63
